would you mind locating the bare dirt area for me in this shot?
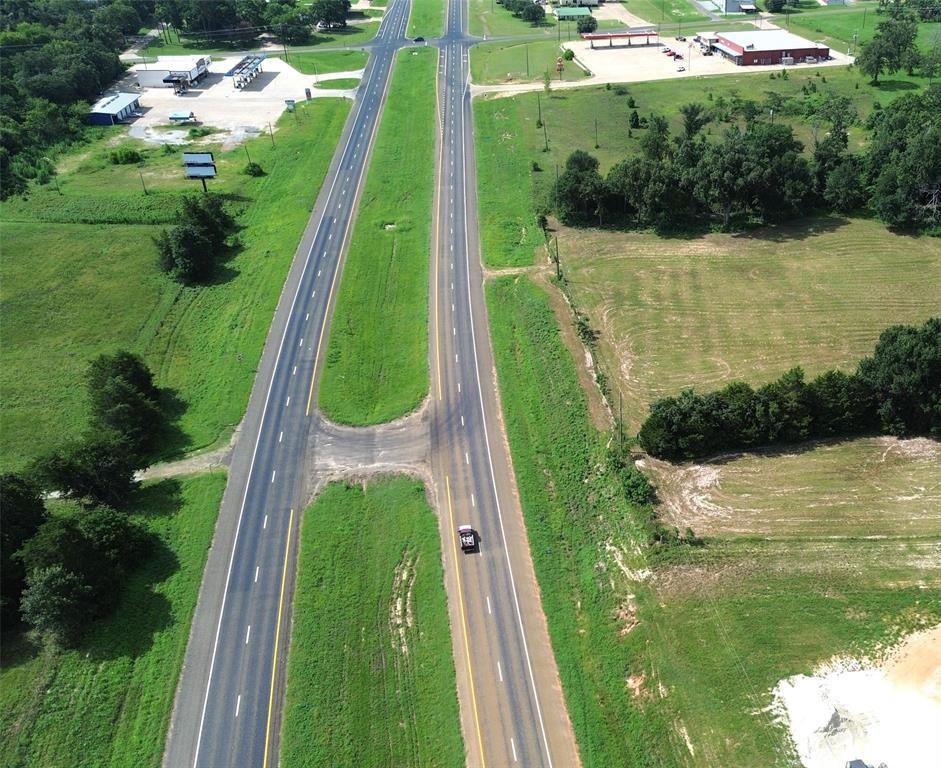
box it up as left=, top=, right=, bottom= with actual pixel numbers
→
left=123, top=56, right=359, bottom=147
left=642, top=437, right=941, bottom=538
left=773, top=624, right=941, bottom=768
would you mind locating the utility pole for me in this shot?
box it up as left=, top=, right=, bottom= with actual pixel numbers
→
left=537, top=92, right=542, bottom=125
left=554, top=236, right=561, bottom=279
left=543, top=119, right=549, bottom=151
left=268, top=121, right=275, bottom=147
left=244, top=144, right=252, bottom=165
left=281, top=24, right=289, bottom=63
left=139, top=169, right=148, bottom=195
left=594, top=116, right=598, bottom=148
left=526, top=44, right=530, bottom=78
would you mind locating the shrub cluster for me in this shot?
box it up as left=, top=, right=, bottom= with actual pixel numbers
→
left=639, top=318, right=941, bottom=461
left=109, top=146, right=143, bottom=165
left=155, top=193, right=235, bottom=283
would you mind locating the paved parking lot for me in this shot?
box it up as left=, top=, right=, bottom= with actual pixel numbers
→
left=124, top=56, right=361, bottom=146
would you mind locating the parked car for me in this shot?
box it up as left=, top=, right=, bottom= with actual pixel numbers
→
left=673, top=53, right=683, bottom=59
left=414, top=36, right=425, bottom=42
left=676, top=35, right=686, bottom=41
left=677, top=66, right=686, bottom=72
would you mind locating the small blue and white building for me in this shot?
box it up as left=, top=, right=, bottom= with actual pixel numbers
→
left=88, top=92, right=141, bottom=125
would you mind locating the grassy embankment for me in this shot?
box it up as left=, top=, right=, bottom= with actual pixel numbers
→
left=280, top=478, right=463, bottom=767
left=275, top=49, right=368, bottom=75
left=469, top=0, right=559, bottom=37
left=313, top=77, right=361, bottom=89
left=407, top=0, right=445, bottom=38
left=473, top=65, right=937, bottom=266
left=318, top=47, right=437, bottom=424
left=486, top=275, right=941, bottom=767
left=0, top=97, right=349, bottom=472
left=0, top=474, right=226, bottom=768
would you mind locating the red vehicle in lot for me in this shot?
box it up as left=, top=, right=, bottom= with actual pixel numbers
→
left=663, top=48, right=673, bottom=55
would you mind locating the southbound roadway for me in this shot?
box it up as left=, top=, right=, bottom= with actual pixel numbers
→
left=161, top=1, right=414, bottom=766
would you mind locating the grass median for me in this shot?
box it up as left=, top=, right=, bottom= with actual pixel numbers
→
left=407, top=0, right=445, bottom=38
left=0, top=97, right=350, bottom=472
left=280, top=477, right=463, bottom=768
left=0, top=473, right=226, bottom=768
left=318, top=47, right=437, bottom=424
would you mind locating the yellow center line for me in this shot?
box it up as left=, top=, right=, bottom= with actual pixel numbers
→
left=445, top=476, right=487, bottom=768
left=262, top=507, right=295, bottom=768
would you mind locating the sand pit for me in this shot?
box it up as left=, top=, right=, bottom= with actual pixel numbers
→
left=773, top=625, right=941, bottom=768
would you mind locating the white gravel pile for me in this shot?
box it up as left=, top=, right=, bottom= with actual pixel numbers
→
left=772, top=627, right=941, bottom=768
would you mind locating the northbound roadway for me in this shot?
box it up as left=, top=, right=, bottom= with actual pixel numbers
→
left=427, top=1, right=580, bottom=766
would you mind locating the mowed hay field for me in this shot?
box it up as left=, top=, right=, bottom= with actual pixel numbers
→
left=557, top=217, right=941, bottom=432
left=645, top=436, right=941, bottom=538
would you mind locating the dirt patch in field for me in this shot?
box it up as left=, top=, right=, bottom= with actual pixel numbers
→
left=773, top=624, right=941, bottom=768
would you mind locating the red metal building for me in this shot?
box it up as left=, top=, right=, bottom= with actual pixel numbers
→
left=713, top=30, right=829, bottom=66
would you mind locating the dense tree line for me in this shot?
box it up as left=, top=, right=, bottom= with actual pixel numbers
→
left=1, top=352, right=169, bottom=642
left=499, top=0, right=547, bottom=25
left=155, top=0, right=351, bottom=45
left=638, top=318, right=941, bottom=461
left=552, top=84, right=941, bottom=231
left=155, top=193, right=235, bottom=283
left=0, top=0, right=150, bottom=197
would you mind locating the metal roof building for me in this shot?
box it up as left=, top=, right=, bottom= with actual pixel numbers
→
left=88, top=92, right=141, bottom=125
left=554, top=6, right=592, bottom=18
left=712, top=30, right=829, bottom=65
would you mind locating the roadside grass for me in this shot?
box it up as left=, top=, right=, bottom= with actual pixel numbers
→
left=486, top=274, right=677, bottom=766
left=625, top=0, right=709, bottom=25
left=318, top=47, right=436, bottom=424
left=0, top=473, right=226, bottom=768
left=472, top=96, right=542, bottom=268
left=313, top=77, right=361, bottom=89
left=470, top=39, right=591, bottom=85
left=0, top=97, right=350, bottom=472
left=557, top=217, right=941, bottom=431
left=472, top=66, right=936, bottom=266
left=485, top=274, right=941, bottom=766
left=407, top=0, right=445, bottom=38
left=273, top=49, right=368, bottom=74
left=280, top=477, right=463, bottom=768
left=469, top=0, right=560, bottom=38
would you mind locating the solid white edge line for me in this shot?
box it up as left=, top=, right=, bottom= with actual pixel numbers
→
left=458, top=44, right=555, bottom=768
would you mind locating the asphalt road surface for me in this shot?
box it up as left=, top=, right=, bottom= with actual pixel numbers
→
left=428, top=2, right=581, bottom=766
left=161, top=2, right=413, bottom=766
left=163, top=0, right=580, bottom=765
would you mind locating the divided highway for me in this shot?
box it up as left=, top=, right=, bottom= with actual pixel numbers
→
left=428, top=1, right=581, bottom=766
left=162, top=2, right=412, bottom=765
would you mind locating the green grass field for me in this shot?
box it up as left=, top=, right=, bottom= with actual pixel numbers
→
left=142, top=22, right=380, bottom=57
left=485, top=274, right=941, bottom=766
left=318, top=47, right=436, bottom=424
left=469, top=0, right=560, bottom=38
left=472, top=66, right=937, bottom=266
left=0, top=473, right=226, bottom=768
left=275, top=49, right=368, bottom=74
left=0, top=98, right=350, bottom=472
left=470, top=39, right=590, bottom=84
left=625, top=0, right=709, bottom=25
left=781, top=2, right=940, bottom=53
left=558, top=217, right=941, bottom=431
left=280, top=477, right=463, bottom=768
left=407, top=0, right=445, bottom=38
